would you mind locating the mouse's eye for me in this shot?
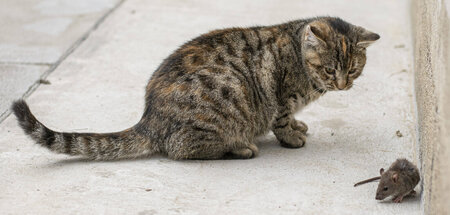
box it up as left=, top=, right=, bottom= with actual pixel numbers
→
left=383, top=186, right=388, bottom=191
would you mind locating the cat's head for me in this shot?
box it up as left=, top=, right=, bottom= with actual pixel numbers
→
left=301, top=17, right=379, bottom=91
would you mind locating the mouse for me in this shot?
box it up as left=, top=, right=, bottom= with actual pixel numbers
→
left=354, top=158, right=420, bottom=203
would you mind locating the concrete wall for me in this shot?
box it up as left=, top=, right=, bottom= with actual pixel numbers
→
left=412, top=0, right=450, bottom=214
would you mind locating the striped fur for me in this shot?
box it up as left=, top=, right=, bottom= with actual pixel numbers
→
left=12, top=100, right=155, bottom=160
left=13, top=17, right=379, bottom=160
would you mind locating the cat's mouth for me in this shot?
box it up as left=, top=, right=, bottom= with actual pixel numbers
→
left=328, top=83, right=353, bottom=91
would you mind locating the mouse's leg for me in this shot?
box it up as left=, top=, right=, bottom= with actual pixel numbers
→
left=406, top=190, right=416, bottom=196
left=393, top=195, right=404, bottom=203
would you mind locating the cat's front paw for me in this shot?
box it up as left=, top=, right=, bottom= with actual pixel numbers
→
left=274, top=129, right=306, bottom=148
left=291, top=120, right=308, bottom=134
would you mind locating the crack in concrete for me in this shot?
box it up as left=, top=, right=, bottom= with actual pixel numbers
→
left=0, top=62, right=53, bottom=66
left=0, top=0, right=126, bottom=123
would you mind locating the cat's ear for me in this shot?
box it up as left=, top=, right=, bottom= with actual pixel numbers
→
left=356, top=28, right=380, bottom=48
left=304, top=21, right=330, bottom=46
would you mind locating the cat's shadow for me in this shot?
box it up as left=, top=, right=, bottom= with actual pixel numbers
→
left=377, top=194, right=421, bottom=204
left=45, top=133, right=343, bottom=168
left=45, top=136, right=281, bottom=167
left=255, top=135, right=282, bottom=150
left=46, top=132, right=356, bottom=167
left=45, top=154, right=166, bottom=167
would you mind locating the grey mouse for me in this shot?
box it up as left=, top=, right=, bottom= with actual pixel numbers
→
left=354, top=158, right=420, bottom=203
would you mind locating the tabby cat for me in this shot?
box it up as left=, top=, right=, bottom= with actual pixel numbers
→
left=13, top=17, right=379, bottom=160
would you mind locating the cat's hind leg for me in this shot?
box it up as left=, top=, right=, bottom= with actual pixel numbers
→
left=226, top=143, right=259, bottom=159
left=168, top=141, right=227, bottom=160
left=167, top=126, right=257, bottom=160
left=169, top=140, right=258, bottom=160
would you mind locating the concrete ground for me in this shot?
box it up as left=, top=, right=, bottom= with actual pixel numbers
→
left=0, top=0, right=419, bottom=214
left=0, top=0, right=121, bottom=121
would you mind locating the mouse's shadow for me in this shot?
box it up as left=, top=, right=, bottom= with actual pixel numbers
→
left=377, top=194, right=421, bottom=204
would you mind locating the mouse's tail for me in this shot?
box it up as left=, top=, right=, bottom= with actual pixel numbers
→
left=12, top=100, right=157, bottom=160
left=354, top=176, right=381, bottom=187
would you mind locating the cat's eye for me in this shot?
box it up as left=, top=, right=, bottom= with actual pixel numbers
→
left=383, top=186, right=388, bottom=191
left=349, top=69, right=358, bottom=75
left=325, top=68, right=335, bottom=75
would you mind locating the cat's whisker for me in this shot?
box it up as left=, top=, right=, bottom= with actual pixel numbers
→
left=304, top=88, right=323, bottom=99
left=305, top=90, right=317, bottom=98
left=350, top=84, right=364, bottom=91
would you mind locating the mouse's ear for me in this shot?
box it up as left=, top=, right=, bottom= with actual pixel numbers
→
left=379, top=168, right=385, bottom=175
left=391, top=172, right=399, bottom=183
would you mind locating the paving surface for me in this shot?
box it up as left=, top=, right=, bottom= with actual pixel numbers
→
left=0, top=0, right=419, bottom=214
left=0, top=0, right=121, bottom=121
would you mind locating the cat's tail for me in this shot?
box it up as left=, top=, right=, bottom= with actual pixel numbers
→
left=12, top=100, right=157, bottom=160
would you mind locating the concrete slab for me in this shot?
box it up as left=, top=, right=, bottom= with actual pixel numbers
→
left=0, top=64, right=49, bottom=120
left=0, top=0, right=122, bottom=122
left=0, top=0, right=120, bottom=64
left=0, top=0, right=418, bottom=214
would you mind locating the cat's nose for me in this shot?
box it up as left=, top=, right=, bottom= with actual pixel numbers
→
left=335, top=78, right=347, bottom=90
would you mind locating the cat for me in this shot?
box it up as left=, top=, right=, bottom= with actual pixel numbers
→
left=12, top=17, right=379, bottom=160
